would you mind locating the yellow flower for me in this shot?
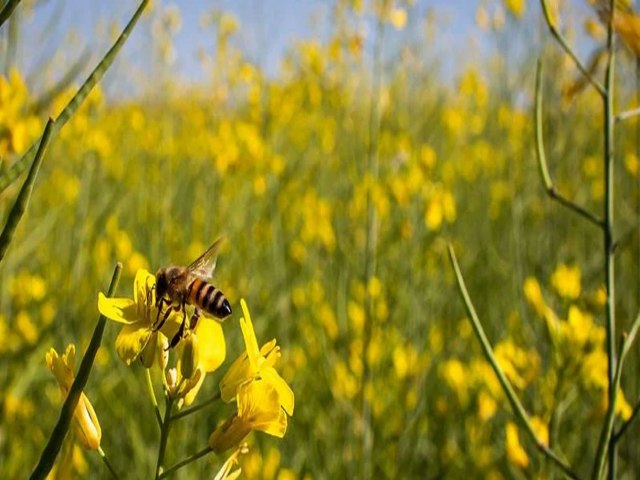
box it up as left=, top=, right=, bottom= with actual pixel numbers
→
left=550, top=264, right=581, bottom=300
left=209, top=379, right=289, bottom=454
left=98, top=269, right=181, bottom=365
left=506, top=422, right=529, bottom=468
left=219, top=299, right=294, bottom=416
left=46, top=345, right=101, bottom=451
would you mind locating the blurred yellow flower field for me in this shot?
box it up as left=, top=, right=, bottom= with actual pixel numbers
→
left=2, top=0, right=640, bottom=478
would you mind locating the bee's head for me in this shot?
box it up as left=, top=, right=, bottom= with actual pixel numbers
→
left=155, top=268, right=168, bottom=305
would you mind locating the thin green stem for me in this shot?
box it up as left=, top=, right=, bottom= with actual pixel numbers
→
left=30, top=263, right=123, bottom=480
left=613, top=396, right=640, bottom=442
left=534, top=61, right=603, bottom=228
left=171, top=392, right=221, bottom=421
left=158, top=446, right=214, bottom=479
left=155, top=396, right=174, bottom=480
left=593, top=308, right=640, bottom=479
left=0, top=118, right=55, bottom=263
left=539, top=0, right=605, bottom=96
left=97, top=446, right=120, bottom=480
left=145, top=368, right=162, bottom=427
left=0, top=0, right=149, bottom=194
left=447, top=245, right=580, bottom=480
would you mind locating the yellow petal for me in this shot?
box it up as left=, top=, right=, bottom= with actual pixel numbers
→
left=73, top=393, right=102, bottom=451
left=239, top=299, right=261, bottom=370
left=237, top=380, right=287, bottom=438
left=254, top=407, right=287, bottom=438
left=196, top=318, right=226, bottom=373
left=115, top=322, right=152, bottom=365
left=133, top=269, right=156, bottom=306
left=46, top=346, right=74, bottom=391
left=219, top=353, right=251, bottom=403
left=98, top=293, right=137, bottom=324
left=262, top=367, right=294, bottom=416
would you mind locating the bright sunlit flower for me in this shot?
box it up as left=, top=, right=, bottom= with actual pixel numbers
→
left=505, top=422, right=529, bottom=468
left=46, top=345, right=102, bottom=451
left=209, top=379, right=289, bottom=454
left=550, top=264, right=581, bottom=300
left=98, top=269, right=181, bottom=365
left=219, top=299, right=294, bottom=416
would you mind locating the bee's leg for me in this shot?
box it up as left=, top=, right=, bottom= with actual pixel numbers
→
left=153, top=298, right=175, bottom=332
left=167, top=303, right=188, bottom=350
left=189, top=308, right=201, bottom=330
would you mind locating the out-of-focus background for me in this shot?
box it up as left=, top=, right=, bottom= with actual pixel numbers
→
left=1, top=0, right=640, bottom=478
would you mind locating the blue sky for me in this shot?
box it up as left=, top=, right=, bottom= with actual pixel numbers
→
left=13, top=1, right=490, bottom=94
left=12, top=0, right=595, bottom=99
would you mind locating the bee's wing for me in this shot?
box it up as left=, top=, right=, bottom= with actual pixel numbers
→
left=186, top=236, right=225, bottom=281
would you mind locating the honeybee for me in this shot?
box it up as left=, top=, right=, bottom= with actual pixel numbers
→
left=154, top=237, right=232, bottom=348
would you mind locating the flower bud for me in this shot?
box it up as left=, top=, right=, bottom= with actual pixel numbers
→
left=180, top=333, right=199, bottom=380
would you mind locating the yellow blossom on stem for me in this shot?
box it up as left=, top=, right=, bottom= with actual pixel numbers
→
left=46, top=345, right=102, bottom=451
left=209, top=379, right=289, bottom=454
left=219, top=299, right=294, bottom=416
left=97, top=269, right=181, bottom=365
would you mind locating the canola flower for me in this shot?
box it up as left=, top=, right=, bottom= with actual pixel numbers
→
left=210, top=299, right=294, bottom=454
left=45, top=345, right=101, bottom=451
left=219, top=299, right=294, bottom=416
left=97, top=269, right=181, bottom=365
left=209, top=378, right=290, bottom=454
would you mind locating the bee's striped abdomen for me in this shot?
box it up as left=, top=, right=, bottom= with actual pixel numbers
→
left=186, top=278, right=232, bottom=320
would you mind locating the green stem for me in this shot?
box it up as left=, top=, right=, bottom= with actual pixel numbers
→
left=155, top=396, right=174, bottom=480
left=158, top=446, right=213, bottom=479
left=613, top=396, right=640, bottom=442
left=171, top=392, right=221, bottom=421
left=29, top=263, right=123, bottom=480
left=97, top=446, right=120, bottom=480
left=594, top=309, right=640, bottom=479
left=539, top=0, right=605, bottom=96
left=594, top=2, right=617, bottom=478
left=447, top=245, right=580, bottom=480
left=145, top=368, right=162, bottom=427
left=0, top=118, right=55, bottom=263
left=0, top=0, right=149, bottom=194
left=534, top=61, right=603, bottom=228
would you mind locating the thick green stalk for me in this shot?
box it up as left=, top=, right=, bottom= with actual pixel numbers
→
left=0, top=0, right=149, bottom=194
left=447, top=245, right=580, bottom=480
left=155, top=396, right=174, bottom=479
left=594, top=2, right=617, bottom=478
left=29, top=263, right=122, bottom=480
left=0, top=118, right=54, bottom=263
